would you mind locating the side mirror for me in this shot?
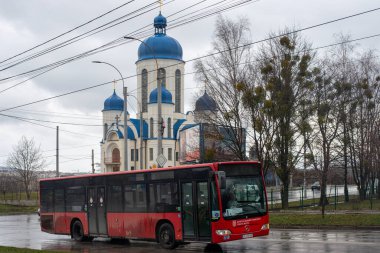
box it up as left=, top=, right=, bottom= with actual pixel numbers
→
left=217, top=171, right=226, bottom=189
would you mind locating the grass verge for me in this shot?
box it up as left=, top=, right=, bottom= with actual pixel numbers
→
left=269, top=197, right=380, bottom=211
left=270, top=213, right=380, bottom=227
left=0, top=204, right=38, bottom=215
left=0, top=246, right=60, bottom=253
left=0, top=192, right=38, bottom=201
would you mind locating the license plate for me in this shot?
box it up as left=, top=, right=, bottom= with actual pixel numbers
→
left=242, top=233, right=253, bottom=239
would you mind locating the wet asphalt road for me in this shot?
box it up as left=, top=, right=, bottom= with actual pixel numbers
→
left=0, top=214, right=379, bottom=253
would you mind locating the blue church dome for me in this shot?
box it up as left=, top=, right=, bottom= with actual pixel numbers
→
left=137, top=12, right=183, bottom=62
left=103, top=90, right=124, bottom=111
left=154, top=12, right=167, bottom=28
left=149, top=87, right=173, bottom=104
left=195, top=91, right=217, bottom=111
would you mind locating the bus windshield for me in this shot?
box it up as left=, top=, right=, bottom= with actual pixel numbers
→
left=219, top=163, right=267, bottom=220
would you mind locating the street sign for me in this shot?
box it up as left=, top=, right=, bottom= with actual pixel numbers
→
left=156, top=154, right=167, bottom=168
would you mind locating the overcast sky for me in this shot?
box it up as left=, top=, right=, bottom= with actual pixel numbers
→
left=0, top=0, right=378, bottom=173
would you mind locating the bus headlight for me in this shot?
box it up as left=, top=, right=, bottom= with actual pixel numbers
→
left=261, top=223, right=270, bottom=230
left=216, top=230, right=232, bottom=236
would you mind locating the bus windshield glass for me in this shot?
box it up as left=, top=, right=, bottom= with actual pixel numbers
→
left=219, top=163, right=267, bottom=220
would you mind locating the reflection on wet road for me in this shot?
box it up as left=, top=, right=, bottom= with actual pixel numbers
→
left=0, top=215, right=379, bottom=252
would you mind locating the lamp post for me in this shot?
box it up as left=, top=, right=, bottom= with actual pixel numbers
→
left=128, top=93, right=144, bottom=170
left=124, top=36, right=164, bottom=168
left=92, top=61, right=128, bottom=171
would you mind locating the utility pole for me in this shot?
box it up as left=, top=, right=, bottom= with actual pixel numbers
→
left=56, top=126, right=59, bottom=177
left=303, top=113, right=307, bottom=198
left=92, top=149, right=95, bottom=174
left=140, top=110, right=143, bottom=170
left=123, top=86, right=129, bottom=171
left=157, top=77, right=163, bottom=167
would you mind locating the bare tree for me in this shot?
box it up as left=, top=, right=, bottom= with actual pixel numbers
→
left=348, top=51, right=380, bottom=200
left=194, top=15, right=251, bottom=160
left=7, top=136, right=46, bottom=200
left=241, top=63, right=277, bottom=177
left=328, top=34, right=356, bottom=203
left=307, top=61, right=342, bottom=218
left=257, top=30, right=315, bottom=209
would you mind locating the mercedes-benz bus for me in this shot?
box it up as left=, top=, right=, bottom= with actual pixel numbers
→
left=39, top=161, right=269, bottom=249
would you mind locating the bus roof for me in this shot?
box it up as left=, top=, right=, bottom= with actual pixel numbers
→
left=39, top=161, right=260, bottom=182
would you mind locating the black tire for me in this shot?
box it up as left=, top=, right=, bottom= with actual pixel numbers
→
left=72, top=220, right=85, bottom=242
left=85, top=236, right=94, bottom=242
left=158, top=223, right=178, bottom=249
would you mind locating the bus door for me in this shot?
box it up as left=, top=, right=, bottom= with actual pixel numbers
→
left=181, top=181, right=211, bottom=240
left=87, top=186, right=107, bottom=235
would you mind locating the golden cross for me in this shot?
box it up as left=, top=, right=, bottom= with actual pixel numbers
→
left=158, top=0, right=163, bottom=11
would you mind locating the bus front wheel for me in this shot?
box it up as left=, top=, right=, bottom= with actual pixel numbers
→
left=72, top=220, right=85, bottom=241
left=158, top=223, right=177, bottom=249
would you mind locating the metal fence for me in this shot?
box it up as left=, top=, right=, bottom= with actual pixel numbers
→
left=268, top=185, right=379, bottom=210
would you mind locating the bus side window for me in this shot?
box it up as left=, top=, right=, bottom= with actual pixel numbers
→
left=41, top=189, right=54, bottom=213
left=66, top=187, right=85, bottom=212
left=149, top=182, right=178, bottom=213
left=54, top=189, right=65, bottom=212
left=124, top=184, right=147, bottom=212
left=124, top=185, right=135, bottom=212
left=135, top=184, right=147, bottom=212
left=108, top=185, right=122, bottom=212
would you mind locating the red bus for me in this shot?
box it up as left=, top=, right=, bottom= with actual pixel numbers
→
left=39, top=161, right=269, bottom=249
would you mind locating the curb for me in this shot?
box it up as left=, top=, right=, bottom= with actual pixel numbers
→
left=270, top=225, right=380, bottom=230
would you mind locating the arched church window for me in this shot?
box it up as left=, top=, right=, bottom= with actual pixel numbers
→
left=175, top=69, right=181, bottom=113
left=167, top=118, right=172, bottom=138
left=150, top=117, right=154, bottom=138
left=103, top=123, right=108, bottom=140
left=142, top=69, right=148, bottom=112
left=112, top=148, right=120, bottom=163
left=157, top=68, right=166, bottom=88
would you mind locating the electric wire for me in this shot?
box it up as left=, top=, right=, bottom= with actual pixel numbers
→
left=0, top=0, right=177, bottom=72
left=0, top=0, right=250, bottom=89
left=2, top=2, right=377, bottom=88
left=0, top=6, right=379, bottom=129
left=0, top=0, right=137, bottom=65
left=0, top=113, right=102, bottom=126
left=1, top=31, right=379, bottom=118
left=0, top=144, right=99, bottom=158
left=0, top=113, right=101, bottom=138
left=0, top=0, right=161, bottom=70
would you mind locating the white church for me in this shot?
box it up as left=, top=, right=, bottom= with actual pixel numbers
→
left=100, top=12, right=217, bottom=172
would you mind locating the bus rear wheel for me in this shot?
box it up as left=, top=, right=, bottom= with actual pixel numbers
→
left=158, top=223, right=177, bottom=249
left=72, top=220, right=85, bottom=241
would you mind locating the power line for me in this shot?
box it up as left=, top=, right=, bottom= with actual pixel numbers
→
left=0, top=0, right=234, bottom=72
left=0, top=113, right=102, bottom=126
left=60, top=156, right=92, bottom=164
left=0, top=0, right=249, bottom=90
left=127, top=32, right=380, bottom=94
left=0, top=7, right=379, bottom=114
left=0, top=0, right=171, bottom=72
left=0, top=112, right=100, bottom=138
left=1, top=108, right=102, bottom=120
left=183, top=6, right=380, bottom=64
left=0, top=144, right=99, bottom=158
left=0, top=0, right=139, bottom=67
left=0, top=2, right=165, bottom=73
left=0, top=0, right=248, bottom=101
